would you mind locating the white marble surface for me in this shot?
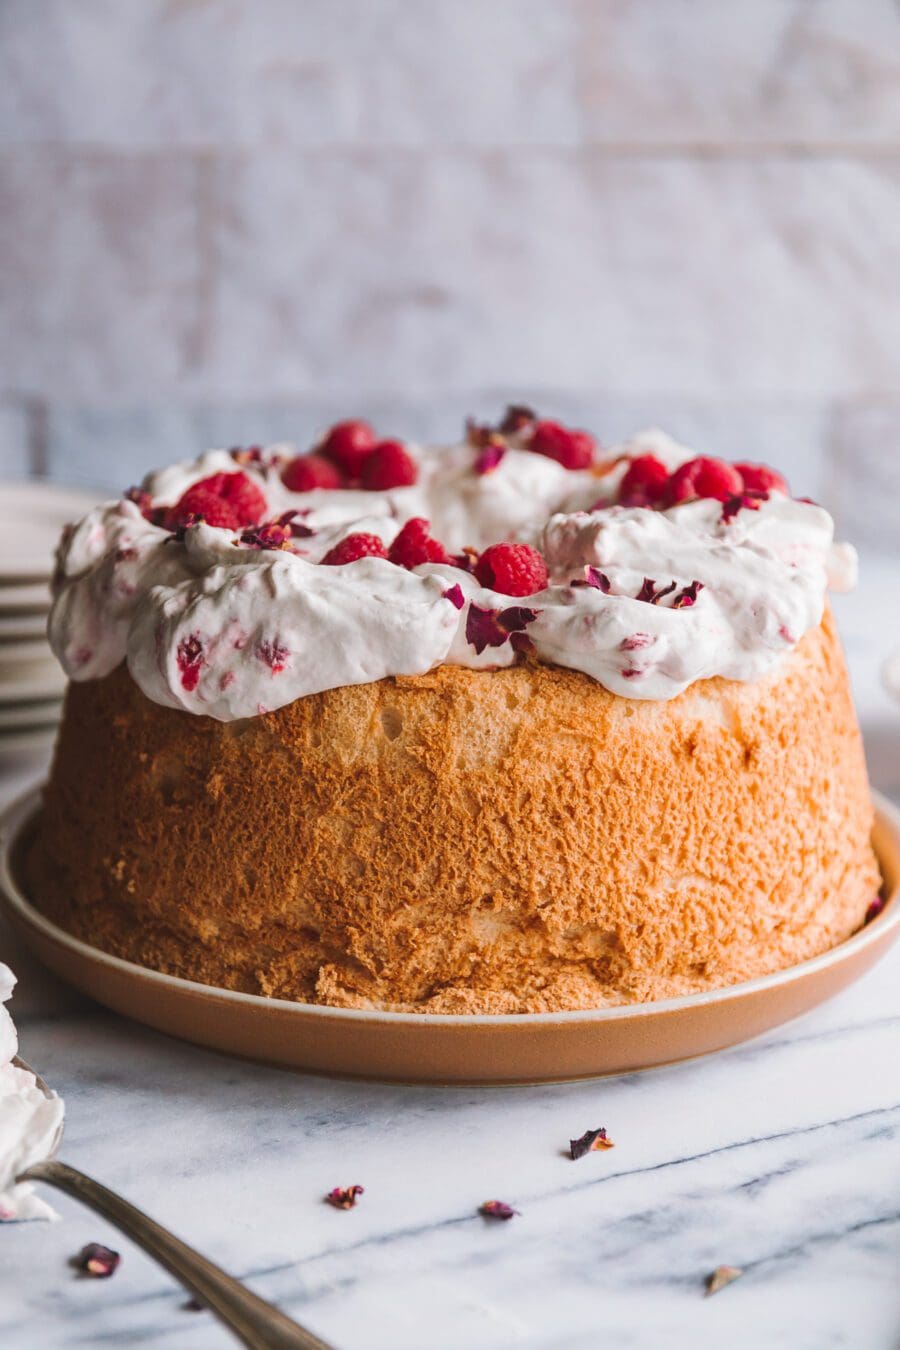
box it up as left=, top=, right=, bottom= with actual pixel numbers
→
left=0, top=555, right=898, bottom=1350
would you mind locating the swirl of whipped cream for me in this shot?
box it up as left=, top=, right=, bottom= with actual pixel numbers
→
left=48, top=431, right=856, bottom=718
left=0, top=965, right=64, bottom=1222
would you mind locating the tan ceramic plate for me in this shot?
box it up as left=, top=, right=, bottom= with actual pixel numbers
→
left=2, top=788, right=899, bottom=1085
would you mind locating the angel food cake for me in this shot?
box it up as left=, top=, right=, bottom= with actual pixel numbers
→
left=24, top=411, right=880, bottom=1013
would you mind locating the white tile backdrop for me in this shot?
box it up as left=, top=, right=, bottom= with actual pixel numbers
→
left=1, top=0, right=899, bottom=551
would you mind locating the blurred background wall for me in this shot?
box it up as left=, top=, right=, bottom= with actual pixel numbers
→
left=1, top=0, right=899, bottom=552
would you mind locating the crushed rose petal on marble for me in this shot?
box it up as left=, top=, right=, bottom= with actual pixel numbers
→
left=73, top=1244, right=121, bottom=1278
left=479, top=1200, right=519, bottom=1220
left=569, top=1127, right=615, bottom=1160
left=325, top=1185, right=364, bottom=1210
left=705, top=1265, right=743, bottom=1296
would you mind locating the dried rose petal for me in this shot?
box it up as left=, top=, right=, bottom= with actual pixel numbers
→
left=465, top=604, right=539, bottom=656
left=479, top=1200, right=519, bottom=1220
left=465, top=419, right=500, bottom=450
left=125, top=485, right=152, bottom=512
left=865, top=895, right=887, bottom=925
left=442, top=583, right=465, bottom=610
left=636, top=578, right=677, bottom=605
left=570, top=566, right=611, bottom=593
left=499, top=404, right=537, bottom=435
left=240, top=521, right=292, bottom=551
left=326, top=1185, right=364, bottom=1210
left=500, top=606, right=540, bottom=631
left=620, top=633, right=654, bottom=651
left=705, top=1265, right=743, bottom=1297
left=672, top=580, right=704, bottom=609
left=75, top=1243, right=121, bottom=1279
left=230, top=445, right=266, bottom=466
left=569, top=1127, right=614, bottom=1160
left=451, top=546, right=479, bottom=574
left=124, top=485, right=166, bottom=526
left=474, top=444, right=507, bottom=475
left=509, top=630, right=536, bottom=655
left=721, top=490, right=767, bottom=523
left=242, top=511, right=311, bottom=551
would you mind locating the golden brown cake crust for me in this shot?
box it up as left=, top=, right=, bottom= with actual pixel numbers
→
left=24, top=611, right=879, bottom=1013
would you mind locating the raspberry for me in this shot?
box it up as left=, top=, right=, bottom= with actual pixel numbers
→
left=176, top=634, right=204, bottom=692
left=665, top=457, right=743, bottom=505
left=213, top=471, right=267, bottom=525
left=281, top=454, right=344, bottom=492
left=320, top=532, right=388, bottom=565
left=735, top=461, right=789, bottom=495
left=360, top=440, right=418, bottom=490
left=168, top=471, right=266, bottom=529
left=319, top=419, right=377, bottom=479
left=474, top=542, right=549, bottom=597
left=166, top=487, right=239, bottom=531
left=529, top=420, right=596, bottom=470
left=387, top=517, right=449, bottom=569
left=619, top=454, right=669, bottom=507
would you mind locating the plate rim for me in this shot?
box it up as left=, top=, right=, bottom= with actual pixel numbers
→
left=2, top=786, right=899, bottom=1029
left=0, top=481, right=101, bottom=582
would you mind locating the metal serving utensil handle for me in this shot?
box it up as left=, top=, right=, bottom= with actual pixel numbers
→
left=20, top=1159, right=332, bottom=1350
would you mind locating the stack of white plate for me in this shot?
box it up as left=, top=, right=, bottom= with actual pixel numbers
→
left=0, top=483, right=98, bottom=755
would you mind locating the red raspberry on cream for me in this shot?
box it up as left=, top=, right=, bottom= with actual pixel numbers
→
left=319, top=420, right=377, bottom=479
left=475, top=543, right=549, bottom=597
left=666, top=457, right=743, bottom=505
left=168, top=472, right=266, bottom=530
left=388, top=518, right=449, bottom=569
left=619, top=455, right=669, bottom=508
left=321, top=533, right=389, bottom=566
left=282, top=454, right=345, bottom=493
left=735, top=462, right=789, bottom=495
left=361, top=441, right=418, bottom=490
left=530, top=420, right=596, bottom=470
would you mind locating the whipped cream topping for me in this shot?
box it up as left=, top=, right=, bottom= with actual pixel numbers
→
left=49, top=430, right=856, bottom=718
left=0, top=965, right=63, bottom=1221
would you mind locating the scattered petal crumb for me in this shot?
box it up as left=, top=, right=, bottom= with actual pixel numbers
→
left=479, top=1200, right=519, bottom=1221
left=474, top=444, right=507, bottom=475
left=326, top=1185, right=364, bottom=1210
left=569, top=1127, right=615, bottom=1160
left=183, top=1296, right=205, bottom=1313
left=865, top=894, right=887, bottom=925
left=73, top=1243, right=121, bottom=1279
left=705, top=1265, right=743, bottom=1297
